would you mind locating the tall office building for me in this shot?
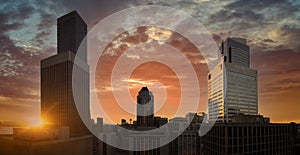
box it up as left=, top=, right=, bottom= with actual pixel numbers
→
left=208, top=38, right=258, bottom=122
left=41, top=11, right=90, bottom=135
left=221, top=38, right=250, bottom=67
left=137, top=87, right=154, bottom=127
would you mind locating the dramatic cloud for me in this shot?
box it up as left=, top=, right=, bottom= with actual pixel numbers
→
left=0, top=0, right=299, bottom=123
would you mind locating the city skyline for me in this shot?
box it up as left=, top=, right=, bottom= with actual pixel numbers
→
left=0, top=0, right=299, bottom=125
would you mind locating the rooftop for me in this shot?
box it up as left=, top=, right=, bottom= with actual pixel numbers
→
left=140, top=87, right=149, bottom=91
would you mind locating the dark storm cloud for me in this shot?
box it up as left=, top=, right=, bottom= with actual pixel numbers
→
left=211, top=33, right=222, bottom=44
left=0, top=1, right=57, bottom=63
left=225, top=0, right=299, bottom=13
left=0, top=33, right=54, bottom=100
left=0, top=1, right=36, bottom=73
left=209, top=9, right=264, bottom=25
left=0, top=2, right=34, bottom=34
left=43, top=0, right=132, bottom=28
left=251, top=24, right=300, bottom=52
left=0, top=32, right=49, bottom=77
left=1, top=2, right=35, bottom=20
left=206, top=0, right=299, bottom=37
left=224, top=0, right=300, bottom=25
left=262, top=39, right=275, bottom=43
left=36, top=12, right=56, bottom=30
left=0, top=35, right=24, bottom=77
left=0, top=22, right=23, bottom=34
left=0, top=1, right=58, bottom=103
left=0, top=1, right=58, bottom=48
left=32, top=10, right=56, bottom=46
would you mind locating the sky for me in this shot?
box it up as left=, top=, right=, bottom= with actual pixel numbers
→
left=0, top=0, right=299, bottom=125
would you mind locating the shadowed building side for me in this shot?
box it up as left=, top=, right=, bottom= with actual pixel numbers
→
left=41, top=11, right=90, bottom=136
left=57, top=11, right=87, bottom=62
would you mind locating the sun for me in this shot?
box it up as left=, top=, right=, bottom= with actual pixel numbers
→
left=31, top=118, right=46, bottom=127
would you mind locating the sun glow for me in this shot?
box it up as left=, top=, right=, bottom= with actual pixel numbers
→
left=31, top=118, right=45, bottom=127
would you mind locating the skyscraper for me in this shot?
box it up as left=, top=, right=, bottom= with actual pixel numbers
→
left=137, top=87, right=154, bottom=127
left=41, top=11, right=90, bottom=135
left=208, top=38, right=258, bottom=122
left=57, top=11, right=87, bottom=62
left=221, top=38, right=250, bottom=67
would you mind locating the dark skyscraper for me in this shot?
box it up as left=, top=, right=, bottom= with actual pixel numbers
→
left=41, top=11, right=90, bottom=136
left=57, top=11, right=87, bottom=62
left=137, top=87, right=154, bottom=127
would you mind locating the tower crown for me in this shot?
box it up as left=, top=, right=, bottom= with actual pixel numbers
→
left=140, top=87, right=149, bottom=91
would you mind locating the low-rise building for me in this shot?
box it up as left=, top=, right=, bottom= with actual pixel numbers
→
left=202, top=123, right=292, bottom=155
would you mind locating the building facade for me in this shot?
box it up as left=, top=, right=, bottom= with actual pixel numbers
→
left=202, top=123, right=292, bottom=155
left=221, top=38, right=250, bottom=67
left=137, top=87, right=154, bottom=127
left=168, top=114, right=203, bottom=155
left=208, top=38, right=258, bottom=122
left=41, top=11, right=90, bottom=136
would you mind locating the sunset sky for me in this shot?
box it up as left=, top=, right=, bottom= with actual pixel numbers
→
left=0, top=0, right=299, bottom=125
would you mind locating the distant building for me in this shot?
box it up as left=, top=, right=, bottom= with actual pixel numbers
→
left=106, top=87, right=169, bottom=155
left=41, top=11, right=90, bottom=136
left=127, top=127, right=169, bottom=155
left=153, top=116, right=168, bottom=127
left=121, top=119, right=127, bottom=125
left=169, top=113, right=204, bottom=155
left=231, top=113, right=270, bottom=124
left=202, top=123, right=293, bottom=155
left=175, top=128, right=201, bottom=155
left=208, top=38, right=258, bottom=122
left=98, top=125, right=119, bottom=155
left=186, top=112, right=205, bottom=124
left=137, top=87, right=154, bottom=127
left=169, top=117, right=189, bottom=131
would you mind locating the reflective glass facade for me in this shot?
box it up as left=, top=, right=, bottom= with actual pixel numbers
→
left=222, top=38, right=250, bottom=67
left=208, top=38, right=258, bottom=122
left=41, top=11, right=90, bottom=136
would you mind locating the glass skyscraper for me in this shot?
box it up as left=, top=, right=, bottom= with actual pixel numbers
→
left=41, top=11, right=90, bottom=135
left=208, top=38, right=258, bottom=122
